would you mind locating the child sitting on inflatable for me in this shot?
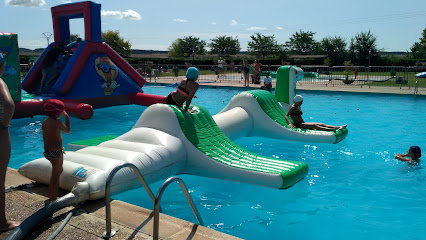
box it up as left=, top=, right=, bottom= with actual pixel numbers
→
left=261, top=72, right=272, bottom=91
left=42, top=99, right=70, bottom=203
left=166, top=67, right=200, bottom=113
left=285, top=95, right=347, bottom=131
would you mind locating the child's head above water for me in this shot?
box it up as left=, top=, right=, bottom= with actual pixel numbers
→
left=409, top=146, right=421, bottom=159
left=44, top=99, right=65, bottom=118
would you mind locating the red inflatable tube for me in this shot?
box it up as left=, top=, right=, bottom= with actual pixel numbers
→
left=129, top=92, right=166, bottom=106
left=13, top=100, right=45, bottom=119
left=13, top=99, right=93, bottom=120
left=61, top=100, right=94, bottom=120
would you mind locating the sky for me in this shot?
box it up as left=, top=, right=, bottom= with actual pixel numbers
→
left=1, top=0, right=426, bottom=52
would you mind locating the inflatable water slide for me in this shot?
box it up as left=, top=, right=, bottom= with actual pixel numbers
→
left=19, top=103, right=308, bottom=199
left=214, top=66, right=348, bottom=144
left=16, top=1, right=164, bottom=120
left=18, top=65, right=347, bottom=203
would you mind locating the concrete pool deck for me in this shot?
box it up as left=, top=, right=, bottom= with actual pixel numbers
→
left=3, top=76, right=424, bottom=239
left=2, top=168, right=241, bottom=240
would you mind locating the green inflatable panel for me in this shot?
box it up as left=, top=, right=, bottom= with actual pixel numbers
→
left=0, top=33, right=21, bottom=101
left=170, top=104, right=308, bottom=189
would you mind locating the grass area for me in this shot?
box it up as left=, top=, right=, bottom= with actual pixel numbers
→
left=322, top=71, right=424, bottom=87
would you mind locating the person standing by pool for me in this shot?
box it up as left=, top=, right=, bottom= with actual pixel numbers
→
left=243, top=60, right=250, bottom=87
left=285, top=95, right=347, bottom=131
left=394, top=146, right=421, bottom=162
left=42, top=99, right=70, bottom=203
left=166, top=67, right=200, bottom=113
left=252, top=60, right=262, bottom=84
left=0, top=53, right=20, bottom=233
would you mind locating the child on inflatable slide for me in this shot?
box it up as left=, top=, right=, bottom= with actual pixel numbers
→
left=285, top=95, right=347, bottom=131
left=166, top=67, right=200, bottom=113
left=42, top=99, right=70, bottom=203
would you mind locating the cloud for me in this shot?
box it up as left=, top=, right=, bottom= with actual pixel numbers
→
left=121, top=10, right=142, bottom=20
left=247, top=26, right=267, bottom=31
left=276, top=26, right=283, bottom=30
left=211, top=22, right=217, bottom=25
left=230, top=20, right=238, bottom=26
left=101, top=10, right=142, bottom=20
left=5, top=0, right=46, bottom=7
left=173, top=18, right=188, bottom=23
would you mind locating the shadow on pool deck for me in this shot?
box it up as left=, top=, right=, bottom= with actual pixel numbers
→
left=2, top=168, right=241, bottom=240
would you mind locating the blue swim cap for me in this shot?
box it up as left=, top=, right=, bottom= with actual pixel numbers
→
left=410, top=146, right=421, bottom=159
left=0, top=53, right=4, bottom=65
left=186, top=67, right=199, bottom=79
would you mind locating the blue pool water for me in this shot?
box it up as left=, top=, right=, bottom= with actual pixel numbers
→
left=9, top=86, right=426, bottom=240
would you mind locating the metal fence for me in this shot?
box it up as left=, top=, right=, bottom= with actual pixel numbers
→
left=19, top=63, right=425, bottom=89
left=131, top=64, right=425, bottom=89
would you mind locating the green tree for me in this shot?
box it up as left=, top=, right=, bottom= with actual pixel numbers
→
left=319, top=36, right=347, bottom=65
left=247, top=33, right=281, bottom=60
left=349, top=30, right=379, bottom=66
left=102, top=30, right=132, bottom=57
left=209, top=35, right=240, bottom=58
left=410, top=28, right=426, bottom=60
left=168, top=38, right=185, bottom=58
left=168, top=36, right=206, bottom=60
left=285, top=30, right=318, bottom=55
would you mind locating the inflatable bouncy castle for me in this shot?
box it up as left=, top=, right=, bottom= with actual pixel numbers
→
left=18, top=1, right=165, bottom=119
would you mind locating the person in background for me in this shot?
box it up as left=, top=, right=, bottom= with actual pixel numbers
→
left=252, top=60, right=262, bottom=84
left=42, top=99, right=70, bottom=203
left=394, top=146, right=421, bottom=162
left=285, top=95, right=347, bottom=131
left=243, top=60, right=250, bottom=87
left=65, top=37, right=82, bottom=52
left=262, top=71, right=273, bottom=91
left=165, top=67, right=200, bottom=113
left=217, top=58, right=224, bottom=78
left=39, top=44, right=64, bottom=94
left=0, top=53, right=20, bottom=233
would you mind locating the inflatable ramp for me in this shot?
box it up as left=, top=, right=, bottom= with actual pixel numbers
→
left=19, top=104, right=308, bottom=202
left=171, top=104, right=308, bottom=189
left=214, top=90, right=348, bottom=144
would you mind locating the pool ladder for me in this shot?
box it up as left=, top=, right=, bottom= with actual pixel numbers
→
left=102, top=163, right=203, bottom=239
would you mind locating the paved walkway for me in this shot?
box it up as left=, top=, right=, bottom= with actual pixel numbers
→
left=2, top=168, right=241, bottom=240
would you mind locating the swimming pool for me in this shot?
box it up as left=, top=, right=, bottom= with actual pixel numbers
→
left=9, top=86, right=426, bottom=240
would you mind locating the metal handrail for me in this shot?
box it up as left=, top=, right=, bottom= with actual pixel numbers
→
left=103, top=163, right=158, bottom=239
left=153, top=176, right=203, bottom=240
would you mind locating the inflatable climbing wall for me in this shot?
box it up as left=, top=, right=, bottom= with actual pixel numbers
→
left=0, top=32, right=20, bottom=101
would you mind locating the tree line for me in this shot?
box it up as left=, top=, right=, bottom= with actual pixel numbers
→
left=166, top=29, right=426, bottom=67
left=67, top=29, right=426, bottom=67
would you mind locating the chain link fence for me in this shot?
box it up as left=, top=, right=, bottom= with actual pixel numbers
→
left=131, top=64, right=425, bottom=89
